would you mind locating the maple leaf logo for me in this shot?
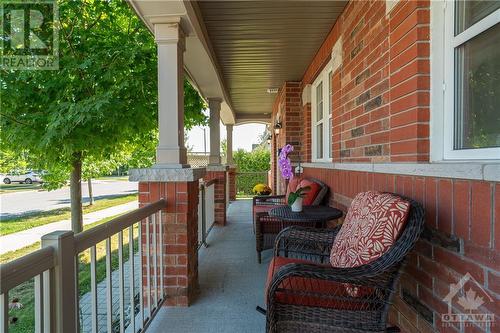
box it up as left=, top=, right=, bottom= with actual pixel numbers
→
left=457, top=288, right=484, bottom=311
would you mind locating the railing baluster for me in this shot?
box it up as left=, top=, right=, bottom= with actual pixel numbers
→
left=105, top=238, right=113, bottom=333
left=128, top=226, right=136, bottom=333
left=34, top=273, right=44, bottom=333
left=158, top=210, right=164, bottom=299
left=1, top=291, right=8, bottom=333
left=90, top=246, right=98, bottom=333
left=43, top=269, right=53, bottom=333
left=146, top=215, right=151, bottom=319
left=118, top=231, right=125, bottom=333
left=152, top=212, right=158, bottom=307
left=138, top=220, right=144, bottom=330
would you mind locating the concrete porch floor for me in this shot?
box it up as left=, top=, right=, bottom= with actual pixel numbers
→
left=148, top=199, right=269, bottom=333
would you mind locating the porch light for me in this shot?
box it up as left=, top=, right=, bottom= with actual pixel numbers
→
left=274, top=122, right=282, bottom=135
left=266, top=134, right=272, bottom=144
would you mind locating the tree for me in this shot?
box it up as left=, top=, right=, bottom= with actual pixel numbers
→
left=1, top=0, right=207, bottom=232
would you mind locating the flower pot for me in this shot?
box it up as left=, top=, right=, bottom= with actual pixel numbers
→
left=291, top=197, right=303, bottom=212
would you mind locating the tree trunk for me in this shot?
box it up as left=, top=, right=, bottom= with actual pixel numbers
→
left=87, top=177, right=94, bottom=205
left=70, top=153, right=83, bottom=233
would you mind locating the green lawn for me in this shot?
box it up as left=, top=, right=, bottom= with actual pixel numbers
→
left=2, top=213, right=139, bottom=333
left=0, top=183, right=43, bottom=194
left=0, top=194, right=137, bottom=235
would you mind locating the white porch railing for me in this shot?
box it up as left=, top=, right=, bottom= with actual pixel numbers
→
left=0, top=199, right=166, bottom=333
left=198, top=179, right=216, bottom=249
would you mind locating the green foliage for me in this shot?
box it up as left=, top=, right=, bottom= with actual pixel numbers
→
left=233, top=147, right=270, bottom=172
left=0, top=149, right=31, bottom=173
left=0, top=0, right=207, bottom=188
left=236, top=172, right=268, bottom=196
left=287, top=186, right=311, bottom=205
left=233, top=147, right=271, bottom=196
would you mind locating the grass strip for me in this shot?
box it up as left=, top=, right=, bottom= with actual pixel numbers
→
left=0, top=194, right=137, bottom=235
left=2, top=213, right=140, bottom=333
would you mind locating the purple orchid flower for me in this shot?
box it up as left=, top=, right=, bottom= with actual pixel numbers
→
left=278, top=144, right=294, bottom=180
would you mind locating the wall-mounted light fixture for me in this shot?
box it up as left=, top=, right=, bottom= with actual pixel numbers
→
left=266, top=133, right=272, bottom=145
left=274, top=121, right=282, bottom=135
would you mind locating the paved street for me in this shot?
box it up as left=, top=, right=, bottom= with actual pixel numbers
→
left=0, top=180, right=137, bottom=219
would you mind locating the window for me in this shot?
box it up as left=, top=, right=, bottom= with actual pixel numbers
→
left=440, top=1, right=500, bottom=160
left=312, top=63, right=333, bottom=162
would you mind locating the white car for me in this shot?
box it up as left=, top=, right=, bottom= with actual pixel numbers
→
left=1, top=171, right=43, bottom=184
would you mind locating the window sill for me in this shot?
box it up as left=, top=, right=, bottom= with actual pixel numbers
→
left=300, top=161, right=500, bottom=182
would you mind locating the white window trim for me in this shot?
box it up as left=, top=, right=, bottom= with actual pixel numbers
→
left=431, top=0, right=500, bottom=161
left=311, top=61, right=333, bottom=163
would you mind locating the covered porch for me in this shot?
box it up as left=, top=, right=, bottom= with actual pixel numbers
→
left=1, top=0, right=498, bottom=332
left=148, top=199, right=267, bottom=333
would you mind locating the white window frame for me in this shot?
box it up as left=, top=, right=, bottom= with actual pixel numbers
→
left=311, top=61, right=333, bottom=162
left=431, top=1, right=500, bottom=161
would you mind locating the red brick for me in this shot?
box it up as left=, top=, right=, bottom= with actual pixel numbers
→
left=424, top=177, right=437, bottom=228
left=437, top=179, right=453, bottom=235
left=495, top=184, right=500, bottom=251
left=471, top=182, right=492, bottom=247
left=434, top=247, right=485, bottom=284
left=453, top=180, right=470, bottom=240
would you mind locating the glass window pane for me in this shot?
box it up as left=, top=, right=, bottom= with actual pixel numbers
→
left=316, top=82, right=323, bottom=121
left=454, top=23, right=500, bottom=150
left=328, top=71, right=333, bottom=114
left=455, top=0, right=500, bottom=34
left=316, top=124, right=323, bottom=159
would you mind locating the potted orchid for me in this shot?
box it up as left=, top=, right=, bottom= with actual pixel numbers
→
left=278, top=144, right=310, bottom=212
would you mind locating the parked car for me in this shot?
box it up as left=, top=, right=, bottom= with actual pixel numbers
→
left=1, top=171, right=43, bottom=184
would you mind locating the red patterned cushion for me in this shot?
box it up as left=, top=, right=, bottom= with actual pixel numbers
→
left=265, top=256, right=372, bottom=310
left=285, top=177, right=301, bottom=202
left=330, top=191, right=410, bottom=268
left=298, top=179, right=321, bottom=206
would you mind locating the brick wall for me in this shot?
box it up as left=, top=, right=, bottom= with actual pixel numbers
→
left=205, top=170, right=227, bottom=225
left=138, top=181, right=200, bottom=306
left=302, top=167, right=499, bottom=332
left=300, top=0, right=430, bottom=162
left=269, top=0, right=498, bottom=331
left=270, top=82, right=303, bottom=194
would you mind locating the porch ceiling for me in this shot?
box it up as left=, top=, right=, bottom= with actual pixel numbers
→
left=197, top=1, right=347, bottom=120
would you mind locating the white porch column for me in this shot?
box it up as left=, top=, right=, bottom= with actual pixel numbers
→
left=154, top=21, right=188, bottom=167
left=226, top=124, right=234, bottom=165
left=208, top=98, right=222, bottom=165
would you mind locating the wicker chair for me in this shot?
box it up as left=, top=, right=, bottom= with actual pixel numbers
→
left=264, top=194, right=425, bottom=333
left=254, top=178, right=329, bottom=263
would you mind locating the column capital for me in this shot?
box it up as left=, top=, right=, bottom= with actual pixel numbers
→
left=154, top=21, right=185, bottom=51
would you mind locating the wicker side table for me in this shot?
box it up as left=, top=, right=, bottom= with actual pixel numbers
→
left=268, top=205, right=343, bottom=226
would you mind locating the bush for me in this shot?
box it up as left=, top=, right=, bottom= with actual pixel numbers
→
left=236, top=172, right=268, bottom=196
left=233, top=147, right=270, bottom=196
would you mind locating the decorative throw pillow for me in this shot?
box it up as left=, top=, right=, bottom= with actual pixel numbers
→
left=298, top=179, right=321, bottom=205
left=285, top=177, right=301, bottom=203
left=329, top=191, right=410, bottom=296
left=330, top=191, right=410, bottom=268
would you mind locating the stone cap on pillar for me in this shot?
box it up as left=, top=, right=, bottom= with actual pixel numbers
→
left=129, top=167, right=206, bottom=182
left=206, top=164, right=229, bottom=172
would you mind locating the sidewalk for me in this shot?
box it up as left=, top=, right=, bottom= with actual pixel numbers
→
left=0, top=201, right=138, bottom=255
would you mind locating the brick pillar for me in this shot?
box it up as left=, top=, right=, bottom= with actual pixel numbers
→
left=205, top=165, right=228, bottom=226
left=132, top=167, right=205, bottom=307
left=228, top=166, right=237, bottom=201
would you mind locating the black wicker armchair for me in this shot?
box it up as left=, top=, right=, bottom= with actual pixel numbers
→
left=264, top=194, right=425, bottom=333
